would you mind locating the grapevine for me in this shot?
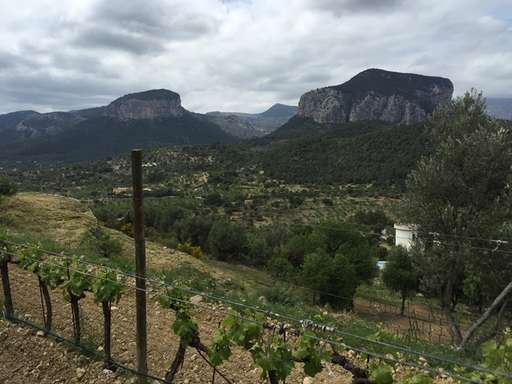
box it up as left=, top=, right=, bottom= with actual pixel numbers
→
left=18, top=244, right=56, bottom=332
left=209, top=309, right=329, bottom=383
left=92, top=269, right=124, bottom=370
left=159, top=287, right=205, bottom=383
left=61, top=257, right=92, bottom=343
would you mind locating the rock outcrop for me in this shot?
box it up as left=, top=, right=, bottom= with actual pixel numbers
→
left=104, top=89, right=185, bottom=120
left=298, top=68, right=453, bottom=125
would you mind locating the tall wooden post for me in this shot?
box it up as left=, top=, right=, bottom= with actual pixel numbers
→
left=131, top=149, right=147, bottom=382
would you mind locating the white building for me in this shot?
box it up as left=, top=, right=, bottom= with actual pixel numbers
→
left=394, top=224, right=417, bottom=250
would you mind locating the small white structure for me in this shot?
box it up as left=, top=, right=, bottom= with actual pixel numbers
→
left=394, top=224, right=417, bottom=250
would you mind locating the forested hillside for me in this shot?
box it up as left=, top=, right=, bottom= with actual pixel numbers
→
left=258, top=117, right=432, bottom=186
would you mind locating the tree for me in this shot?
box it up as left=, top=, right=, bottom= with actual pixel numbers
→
left=340, top=243, right=378, bottom=283
left=402, top=91, right=512, bottom=347
left=302, top=251, right=357, bottom=310
left=382, top=246, right=417, bottom=315
left=207, top=220, right=247, bottom=262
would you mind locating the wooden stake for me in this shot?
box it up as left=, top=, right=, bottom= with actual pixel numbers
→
left=132, top=149, right=147, bottom=383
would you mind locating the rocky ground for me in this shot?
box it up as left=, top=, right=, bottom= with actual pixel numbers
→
left=0, top=265, right=354, bottom=383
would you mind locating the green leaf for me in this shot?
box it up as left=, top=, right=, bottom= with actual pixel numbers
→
left=371, top=365, right=394, bottom=384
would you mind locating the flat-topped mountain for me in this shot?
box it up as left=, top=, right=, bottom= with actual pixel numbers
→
left=298, top=68, right=453, bottom=125
left=105, top=89, right=185, bottom=120
left=0, top=89, right=235, bottom=161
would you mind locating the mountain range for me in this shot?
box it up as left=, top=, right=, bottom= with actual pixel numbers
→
left=1, top=68, right=510, bottom=164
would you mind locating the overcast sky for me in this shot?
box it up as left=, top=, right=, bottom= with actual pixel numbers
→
left=1, top=0, right=511, bottom=114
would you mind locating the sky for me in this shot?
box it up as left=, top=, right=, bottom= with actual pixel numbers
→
left=0, top=0, right=511, bottom=114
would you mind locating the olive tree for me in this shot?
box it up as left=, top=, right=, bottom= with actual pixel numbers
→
left=402, top=90, right=512, bottom=348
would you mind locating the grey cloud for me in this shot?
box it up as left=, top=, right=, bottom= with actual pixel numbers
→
left=73, top=26, right=166, bottom=55
left=309, top=0, right=404, bottom=15
left=0, top=0, right=511, bottom=114
left=69, top=0, right=219, bottom=55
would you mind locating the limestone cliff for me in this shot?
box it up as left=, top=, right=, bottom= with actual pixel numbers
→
left=298, top=69, right=453, bottom=125
left=104, top=89, right=185, bottom=120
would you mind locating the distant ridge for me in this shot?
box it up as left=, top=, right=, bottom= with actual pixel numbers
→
left=205, top=103, right=298, bottom=138
left=486, top=97, right=512, bottom=120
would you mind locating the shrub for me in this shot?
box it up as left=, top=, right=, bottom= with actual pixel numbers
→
left=258, top=282, right=303, bottom=306
left=96, top=231, right=123, bottom=258
left=175, top=215, right=213, bottom=249
left=245, top=232, right=270, bottom=266
left=162, top=264, right=217, bottom=293
left=267, top=255, right=296, bottom=281
left=353, top=209, right=393, bottom=234
left=177, top=242, right=206, bottom=260
left=0, top=177, right=16, bottom=196
left=205, top=191, right=224, bottom=207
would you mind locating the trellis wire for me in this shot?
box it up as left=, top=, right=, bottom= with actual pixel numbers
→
left=1, top=242, right=511, bottom=380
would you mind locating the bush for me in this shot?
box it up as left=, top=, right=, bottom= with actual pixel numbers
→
left=267, top=256, right=296, bottom=281
left=0, top=177, right=16, bottom=196
left=204, top=191, right=224, bottom=207
left=177, top=242, right=206, bottom=260
left=162, top=264, right=217, bottom=293
left=207, top=220, right=247, bottom=262
left=96, top=231, right=123, bottom=258
left=258, top=282, right=303, bottom=306
left=245, top=232, right=270, bottom=266
left=281, top=232, right=321, bottom=267
left=175, top=215, right=213, bottom=249
left=353, top=209, right=393, bottom=234
left=302, top=251, right=358, bottom=310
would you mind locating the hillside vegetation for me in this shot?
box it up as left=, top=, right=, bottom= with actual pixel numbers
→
left=259, top=117, right=432, bottom=186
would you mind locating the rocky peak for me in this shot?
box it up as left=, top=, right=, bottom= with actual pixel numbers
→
left=298, top=68, right=453, bottom=125
left=105, top=89, right=185, bottom=120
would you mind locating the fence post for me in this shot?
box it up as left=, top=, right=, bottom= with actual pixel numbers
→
left=0, top=260, right=14, bottom=320
left=131, top=149, right=147, bottom=383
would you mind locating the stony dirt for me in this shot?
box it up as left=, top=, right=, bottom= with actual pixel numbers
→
left=0, top=265, right=354, bottom=384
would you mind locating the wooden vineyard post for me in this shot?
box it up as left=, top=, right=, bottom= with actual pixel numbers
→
left=0, top=260, right=14, bottom=320
left=131, top=149, right=148, bottom=383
